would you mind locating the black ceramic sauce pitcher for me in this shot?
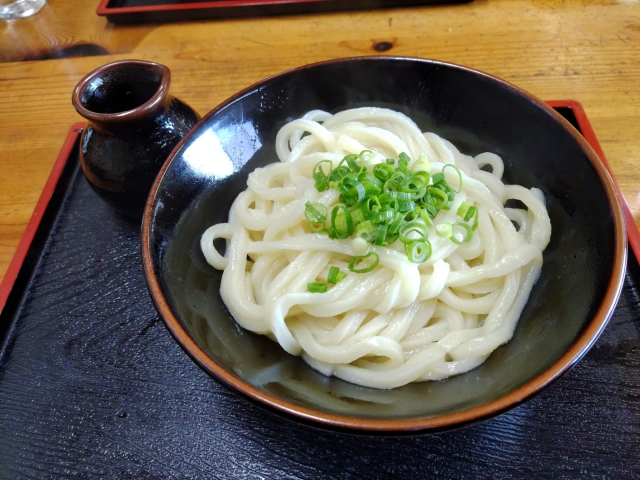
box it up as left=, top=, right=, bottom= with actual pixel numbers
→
left=72, top=60, right=200, bottom=218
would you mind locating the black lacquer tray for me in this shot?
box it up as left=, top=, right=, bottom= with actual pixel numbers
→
left=97, top=0, right=471, bottom=25
left=1, top=105, right=639, bottom=478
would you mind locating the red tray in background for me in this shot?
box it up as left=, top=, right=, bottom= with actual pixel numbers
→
left=0, top=101, right=637, bottom=313
left=546, top=100, right=639, bottom=261
left=97, top=0, right=471, bottom=24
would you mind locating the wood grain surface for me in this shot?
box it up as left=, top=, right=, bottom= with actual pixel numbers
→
left=1, top=0, right=639, bottom=284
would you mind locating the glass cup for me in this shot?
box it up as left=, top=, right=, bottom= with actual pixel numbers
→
left=0, top=0, right=45, bottom=20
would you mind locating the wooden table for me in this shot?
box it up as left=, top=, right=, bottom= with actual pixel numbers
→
left=0, top=0, right=639, bottom=284
left=1, top=3, right=640, bottom=477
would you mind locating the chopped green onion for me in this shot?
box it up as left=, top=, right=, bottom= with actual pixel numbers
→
left=380, top=191, right=413, bottom=202
left=384, top=172, right=407, bottom=192
left=450, top=222, right=473, bottom=244
left=405, top=240, right=432, bottom=263
left=344, top=151, right=370, bottom=174
left=406, top=172, right=430, bottom=190
left=397, top=200, right=416, bottom=212
left=388, top=212, right=405, bottom=234
left=370, top=209, right=394, bottom=224
left=457, top=201, right=471, bottom=220
left=327, top=266, right=346, bottom=284
left=330, top=205, right=353, bottom=239
left=373, top=164, right=395, bottom=182
left=399, top=221, right=428, bottom=244
left=430, top=188, right=449, bottom=209
left=419, top=208, right=433, bottom=227
left=411, top=154, right=430, bottom=173
left=305, top=201, right=327, bottom=224
left=398, top=152, right=411, bottom=164
left=384, top=231, right=399, bottom=245
left=327, top=165, right=351, bottom=186
left=408, top=187, right=427, bottom=201
left=403, top=209, right=420, bottom=222
left=355, top=220, right=376, bottom=242
left=307, top=282, right=327, bottom=293
left=363, top=183, right=382, bottom=197
left=460, top=204, right=479, bottom=230
left=338, top=174, right=366, bottom=206
left=350, top=207, right=365, bottom=225
left=436, top=223, right=453, bottom=239
left=442, top=164, right=463, bottom=193
left=308, top=222, right=326, bottom=233
left=351, top=237, right=368, bottom=254
left=360, top=196, right=381, bottom=218
left=306, top=151, right=473, bottom=264
left=469, top=206, right=479, bottom=231
left=374, top=223, right=388, bottom=246
left=305, top=201, right=327, bottom=232
left=463, top=205, right=477, bottom=222
left=344, top=154, right=361, bottom=172
left=431, top=172, right=445, bottom=185
left=312, top=161, right=332, bottom=192
left=348, top=252, right=380, bottom=273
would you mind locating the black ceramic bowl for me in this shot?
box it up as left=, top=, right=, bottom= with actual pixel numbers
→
left=142, top=57, right=626, bottom=434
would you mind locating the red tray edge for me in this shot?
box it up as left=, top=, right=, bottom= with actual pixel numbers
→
left=546, top=99, right=640, bottom=263
left=0, top=103, right=636, bottom=314
left=97, top=0, right=332, bottom=15
left=0, top=123, right=85, bottom=313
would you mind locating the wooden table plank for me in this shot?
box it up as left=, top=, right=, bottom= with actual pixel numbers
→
left=1, top=0, right=639, bottom=283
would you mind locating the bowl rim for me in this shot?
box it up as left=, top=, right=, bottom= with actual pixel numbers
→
left=141, top=56, right=627, bottom=433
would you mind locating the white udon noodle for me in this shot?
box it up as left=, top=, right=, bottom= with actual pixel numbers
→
left=201, top=107, right=551, bottom=389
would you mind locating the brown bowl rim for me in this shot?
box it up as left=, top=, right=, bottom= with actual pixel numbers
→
left=72, top=59, right=170, bottom=124
left=141, top=56, right=627, bottom=433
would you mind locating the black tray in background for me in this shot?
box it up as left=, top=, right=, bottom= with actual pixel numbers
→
left=97, top=0, right=472, bottom=25
left=1, top=108, right=640, bottom=478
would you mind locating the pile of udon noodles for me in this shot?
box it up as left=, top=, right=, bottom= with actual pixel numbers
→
left=201, top=107, right=551, bottom=389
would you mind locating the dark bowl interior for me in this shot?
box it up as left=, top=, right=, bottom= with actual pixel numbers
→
left=143, top=57, right=624, bottom=432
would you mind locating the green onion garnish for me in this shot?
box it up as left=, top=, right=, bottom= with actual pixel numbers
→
left=329, top=205, right=353, bottom=239
left=466, top=205, right=479, bottom=230
left=412, top=154, right=430, bottom=173
left=348, top=252, right=380, bottom=273
left=436, top=223, right=453, bottom=239
left=305, top=201, right=327, bottom=233
left=312, top=161, right=332, bottom=192
left=399, top=221, right=428, bottom=245
left=457, top=201, right=478, bottom=226
left=430, top=188, right=449, bottom=210
left=304, top=151, right=473, bottom=265
left=374, top=223, right=388, bottom=246
left=419, top=208, right=433, bottom=227
left=450, top=222, right=473, bottom=244
left=327, top=266, right=347, bottom=284
left=406, top=240, right=432, bottom=263
left=305, top=201, right=327, bottom=224
left=307, top=282, right=327, bottom=293
left=457, top=201, right=471, bottom=220
left=441, top=164, right=463, bottom=193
